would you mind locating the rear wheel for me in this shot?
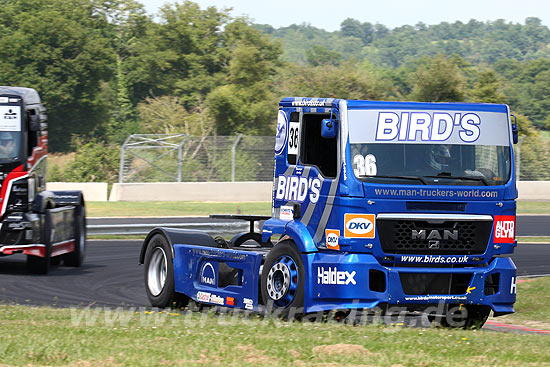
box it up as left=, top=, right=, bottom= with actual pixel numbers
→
left=144, top=234, right=188, bottom=308
left=261, top=240, right=305, bottom=318
left=27, top=213, right=52, bottom=274
left=64, top=204, right=86, bottom=267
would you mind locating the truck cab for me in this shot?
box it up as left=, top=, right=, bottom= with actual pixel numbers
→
left=261, top=97, right=518, bottom=325
left=0, top=86, right=86, bottom=274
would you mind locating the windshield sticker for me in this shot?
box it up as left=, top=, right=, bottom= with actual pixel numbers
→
left=0, top=106, right=21, bottom=131
left=275, top=111, right=287, bottom=154
left=353, top=154, right=377, bottom=176
left=349, top=110, right=509, bottom=146
left=372, top=187, right=499, bottom=200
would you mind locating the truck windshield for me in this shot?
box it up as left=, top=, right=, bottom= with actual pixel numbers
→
left=350, top=143, right=511, bottom=186
left=348, top=108, right=512, bottom=186
left=0, top=104, right=22, bottom=161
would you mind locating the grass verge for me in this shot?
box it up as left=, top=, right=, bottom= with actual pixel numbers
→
left=86, top=201, right=271, bottom=217
left=517, top=201, right=550, bottom=214
left=517, top=236, right=550, bottom=243
left=86, top=200, right=550, bottom=217
left=492, top=276, right=550, bottom=329
left=1, top=278, right=549, bottom=366
left=0, top=305, right=549, bottom=366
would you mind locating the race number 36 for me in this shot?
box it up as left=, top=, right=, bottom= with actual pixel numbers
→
left=288, top=122, right=300, bottom=155
left=353, top=154, right=377, bottom=176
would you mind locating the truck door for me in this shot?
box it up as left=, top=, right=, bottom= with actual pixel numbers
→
left=296, top=109, right=339, bottom=244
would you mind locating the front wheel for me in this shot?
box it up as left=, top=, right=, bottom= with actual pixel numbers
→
left=443, top=305, right=491, bottom=329
left=144, top=234, right=188, bottom=308
left=261, top=240, right=305, bottom=318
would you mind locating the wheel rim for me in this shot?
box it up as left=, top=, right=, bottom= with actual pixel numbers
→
left=147, top=247, right=168, bottom=296
left=266, top=255, right=299, bottom=307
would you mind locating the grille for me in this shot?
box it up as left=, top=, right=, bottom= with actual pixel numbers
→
left=399, top=273, right=472, bottom=295
left=378, top=218, right=492, bottom=255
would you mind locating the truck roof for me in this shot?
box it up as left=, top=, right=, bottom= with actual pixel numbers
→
left=0, top=86, right=42, bottom=106
left=280, top=97, right=509, bottom=113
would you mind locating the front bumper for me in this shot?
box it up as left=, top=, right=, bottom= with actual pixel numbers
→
left=304, top=252, right=516, bottom=314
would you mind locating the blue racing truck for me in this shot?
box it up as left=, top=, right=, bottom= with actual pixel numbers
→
left=140, top=97, right=518, bottom=328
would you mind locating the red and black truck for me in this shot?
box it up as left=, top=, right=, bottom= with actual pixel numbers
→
left=0, top=86, right=86, bottom=274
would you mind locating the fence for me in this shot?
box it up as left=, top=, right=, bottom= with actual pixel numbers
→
left=118, top=134, right=549, bottom=183
left=119, top=134, right=275, bottom=183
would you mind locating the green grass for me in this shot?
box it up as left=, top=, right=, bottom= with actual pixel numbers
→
left=517, top=236, right=550, bottom=243
left=87, top=200, right=550, bottom=217
left=1, top=299, right=550, bottom=367
left=517, top=201, right=550, bottom=214
left=86, top=201, right=271, bottom=217
left=493, top=276, right=550, bottom=329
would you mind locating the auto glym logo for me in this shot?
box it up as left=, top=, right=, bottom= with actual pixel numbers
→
left=344, top=214, right=375, bottom=238
left=493, top=215, right=515, bottom=243
left=275, top=175, right=321, bottom=203
left=325, top=229, right=340, bottom=250
left=317, top=267, right=356, bottom=285
left=375, top=112, right=481, bottom=143
left=274, top=110, right=287, bottom=155
left=200, top=262, right=216, bottom=286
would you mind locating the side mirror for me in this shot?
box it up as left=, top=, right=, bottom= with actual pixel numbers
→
left=29, top=113, right=40, bottom=131
left=511, top=114, right=519, bottom=144
left=321, top=118, right=337, bottom=138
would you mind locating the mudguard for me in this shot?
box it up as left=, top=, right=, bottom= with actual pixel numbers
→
left=139, top=227, right=219, bottom=264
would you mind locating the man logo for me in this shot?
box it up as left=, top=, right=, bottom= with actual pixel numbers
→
left=344, top=214, right=376, bottom=238
left=325, top=229, right=340, bottom=250
left=200, top=262, right=216, bottom=286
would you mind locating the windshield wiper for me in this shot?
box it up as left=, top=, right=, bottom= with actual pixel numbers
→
left=424, top=174, right=489, bottom=186
left=359, top=175, right=427, bottom=185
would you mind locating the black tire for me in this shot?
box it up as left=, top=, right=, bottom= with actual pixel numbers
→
left=50, top=256, right=62, bottom=266
left=443, top=305, right=491, bottom=329
left=64, top=204, right=86, bottom=267
left=462, top=306, right=491, bottom=329
left=261, top=240, right=305, bottom=319
left=144, top=234, right=188, bottom=308
left=27, top=213, right=52, bottom=274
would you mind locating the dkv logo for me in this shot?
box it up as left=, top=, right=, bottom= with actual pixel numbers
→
left=344, top=214, right=376, bottom=238
left=325, top=229, right=340, bottom=250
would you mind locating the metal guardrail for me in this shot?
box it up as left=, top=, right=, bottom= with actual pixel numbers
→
left=87, top=221, right=253, bottom=236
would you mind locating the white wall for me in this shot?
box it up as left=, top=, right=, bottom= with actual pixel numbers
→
left=109, top=182, right=273, bottom=202
left=46, top=181, right=550, bottom=202
left=46, top=182, right=109, bottom=202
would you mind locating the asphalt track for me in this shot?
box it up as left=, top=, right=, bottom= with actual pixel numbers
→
left=0, top=240, right=548, bottom=308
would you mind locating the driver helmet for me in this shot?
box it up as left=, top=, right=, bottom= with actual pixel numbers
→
left=428, top=145, right=451, bottom=171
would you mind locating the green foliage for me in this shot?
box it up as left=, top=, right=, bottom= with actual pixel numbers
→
left=52, top=138, right=120, bottom=183
left=0, top=0, right=118, bottom=151
left=468, top=70, right=507, bottom=103
left=519, top=134, right=550, bottom=180
left=409, top=55, right=466, bottom=102
left=306, top=45, right=342, bottom=66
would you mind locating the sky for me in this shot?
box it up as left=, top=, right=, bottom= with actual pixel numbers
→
left=139, top=0, right=550, bottom=31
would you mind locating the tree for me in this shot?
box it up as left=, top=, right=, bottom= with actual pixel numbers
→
left=205, top=18, right=282, bottom=136
left=409, top=55, right=466, bottom=102
left=0, top=0, right=117, bottom=151
left=469, top=70, right=506, bottom=103
left=306, top=45, right=342, bottom=66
